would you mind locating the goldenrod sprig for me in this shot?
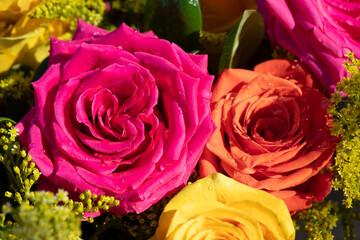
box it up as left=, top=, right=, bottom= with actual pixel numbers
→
left=29, top=0, right=105, bottom=31
left=272, top=45, right=297, bottom=60
left=0, top=120, right=40, bottom=202
left=71, top=189, right=120, bottom=223
left=110, top=0, right=146, bottom=13
left=294, top=201, right=340, bottom=240
left=0, top=68, right=33, bottom=104
left=1, top=190, right=83, bottom=240
left=328, top=52, right=360, bottom=207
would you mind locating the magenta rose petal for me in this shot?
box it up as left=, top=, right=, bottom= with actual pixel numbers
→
left=51, top=150, right=106, bottom=194
left=73, top=18, right=109, bottom=40
left=48, top=38, right=83, bottom=66
left=19, top=118, right=55, bottom=177
left=186, top=52, right=209, bottom=71
left=75, top=117, right=145, bottom=155
left=60, top=44, right=129, bottom=81
left=32, top=64, right=61, bottom=140
left=161, top=92, right=186, bottom=160
left=76, top=125, right=166, bottom=193
left=257, top=0, right=360, bottom=93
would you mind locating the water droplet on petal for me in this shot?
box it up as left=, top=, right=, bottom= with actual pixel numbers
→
left=226, top=153, right=234, bottom=159
left=159, top=162, right=168, bottom=171
left=142, top=192, right=150, bottom=199
left=121, top=178, right=127, bottom=184
left=208, top=185, right=213, bottom=190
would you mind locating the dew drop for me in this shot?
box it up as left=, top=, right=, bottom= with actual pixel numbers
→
left=142, top=191, right=150, bottom=199
left=121, top=178, right=127, bottom=184
left=226, top=153, right=233, bottom=159
left=93, top=31, right=101, bottom=36
left=29, top=143, right=36, bottom=148
left=208, top=186, right=213, bottom=190
left=159, top=162, right=168, bottom=171
left=269, top=82, right=273, bottom=86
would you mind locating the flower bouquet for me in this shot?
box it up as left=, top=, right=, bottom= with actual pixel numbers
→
left=0, top=0, right=360, bottom=239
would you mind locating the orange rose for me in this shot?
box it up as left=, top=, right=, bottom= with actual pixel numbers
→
left=199, top=59, right=338, bottom=213
left=199, top=0, right=257, bottom=32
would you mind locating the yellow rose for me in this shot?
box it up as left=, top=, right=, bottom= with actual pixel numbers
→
left=199, top=0, right=257, bottom=32
left=0, top=0, right=70, bottom=76
left=155, top=173, right=295, bottom=240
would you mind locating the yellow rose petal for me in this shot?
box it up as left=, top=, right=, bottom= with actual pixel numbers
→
left=156, top=173, right=295, bottom=240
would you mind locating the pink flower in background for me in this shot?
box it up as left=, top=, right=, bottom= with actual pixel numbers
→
left=256, top=0, right=360, bottom=94
left=17, top=19, right=215, bottom=214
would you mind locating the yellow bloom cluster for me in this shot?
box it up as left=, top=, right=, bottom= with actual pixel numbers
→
left=0, top=0, right=70, bottom=76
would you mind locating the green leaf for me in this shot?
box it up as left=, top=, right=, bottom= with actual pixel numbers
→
left=218, top=10, right=265, bottom=74
left=144, top=0, right=202, bottom=51
left=0, top=117, right=16, bottom=125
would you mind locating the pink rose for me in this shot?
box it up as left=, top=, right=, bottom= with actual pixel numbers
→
left=256, top=0, right=360, bottom=94
left=17, top=19, right=215, bottom=214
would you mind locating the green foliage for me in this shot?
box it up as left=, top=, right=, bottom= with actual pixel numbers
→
left=144, top=0, right=202, bottom=51
left=328, top=52, right=360, bottom=207
left=28, top=0, right=105, bottom=31
left=198, top=31, right=227, bottom=75
left=217, top=10, right=265, bottom=74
